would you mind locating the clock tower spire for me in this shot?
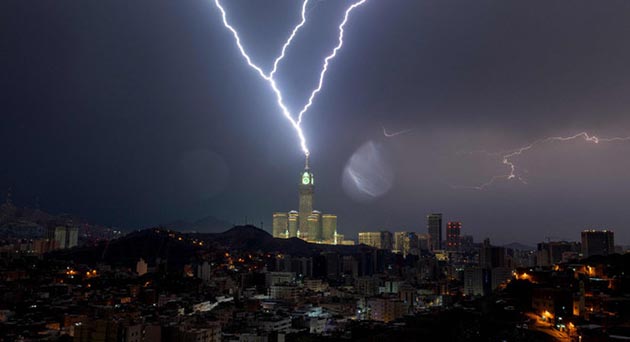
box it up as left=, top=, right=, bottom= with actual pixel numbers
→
left=298, top=154, right=314, bottom=240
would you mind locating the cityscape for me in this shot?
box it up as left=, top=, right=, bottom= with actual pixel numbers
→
left=3, top=0, right=630, bottom=341
left=0, top=158, right=628, bottom=341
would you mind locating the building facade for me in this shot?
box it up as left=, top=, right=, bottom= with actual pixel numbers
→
left=272, top=156, right=348, bottom=245
left=427, top=213, right=442, bottom=251
left=358, top=231, right=393, bottom=250
left=272, top=212, right=288, bottom=239
left=581, top=230, right=614, bottom=258
left=446, top=221, right=461, bottom=251
left=393, top=232, right=419, bottom=256
left=47, top=225, right=78, bottom=250
left=298, top=159, right=314, bottom=240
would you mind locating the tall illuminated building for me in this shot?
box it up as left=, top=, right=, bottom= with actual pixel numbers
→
left=47, top=224, right=78, bottom=250
left=394, top=232, right=419, bottom=256
left=427, top=213, right=443, bottom=251
left=358, top=231, right=393, bottom=250
left=272, top=212, right=289, bottom=238
left=322, top=214, right=337, bottom=241
left=298, top=156, right=314, bottom=240
left=446, top=221, right=461, bottom=251
left=308, top=211, right=322, bottom=241
left=288, top=211, right=299, bottom=238
left=272, top=156, right=351, bottom=245
left=581, top=230, right=614, bottom=258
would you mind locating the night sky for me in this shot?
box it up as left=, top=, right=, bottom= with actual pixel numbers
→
left=2, top=0, right=630, bottom=245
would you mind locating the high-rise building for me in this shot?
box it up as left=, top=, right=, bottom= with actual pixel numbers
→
left=322, top=214, right=337, bottom=241
left=288, top=211, right=299, bottom=238
left=272, top=212, right=288, bottom=238
left=358, top=231, right=393, bottom=250
left=536, top=241, right=580, bottom=266
left=358, top=232, right=380, bottom=248
left=480, top=238, right=507, bottom=268
left=581, top=230, right=614, bottom=258
left=365, top=296, right=409, bottom=323
left=67, top=227, right=78, bottom=248
left=197, top=261, right=211, bottom=283
left=47, top=225, right=78, bottom=250
left=308, top=211, right=322, bottom=241
left=273, top=156, right=348, bottom=244
left=464, top=267, right=488, bottom=296
left=393, top=232, right=419, bottom=256
left=446, top=221, right=462, bottom=251
left=393, top=232, right=405, bottom=254
left=427, top=213, right=443, bottom=251
left=460, top=235, right=474, bottom=253
left=417, top=233, right=430, bottom=251
left=298, top=156, right=314, bottom=240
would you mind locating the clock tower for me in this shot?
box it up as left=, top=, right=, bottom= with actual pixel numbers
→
left=298, top=154, right=314, bottom=240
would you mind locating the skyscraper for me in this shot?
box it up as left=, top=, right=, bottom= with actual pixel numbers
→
left=427, top=213, right=443, bottom=251
left=358, top=231, right=393, bottom=250
left=308, top=211, right=322, bottom=241
left=322, top=214, right=337, bottom=241
left=288, top=211, right=299, bottom=238
left=272, top=156, right=350, bottom=244
left=47, top=224, right=78, bottom=250
left=272, top=212, right=288, bottom=238
left=446, top=221, right=461, bottom=251
left=393, top=232, right=419, bottom=256
left=479, top=238, right=507, bottom=268
left=581, top=230, right=614, bottom=258
left=298, top=156, right=314, bottom=240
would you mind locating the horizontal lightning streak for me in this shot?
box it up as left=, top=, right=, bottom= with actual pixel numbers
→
left=454, top=132, right=630, bottom=190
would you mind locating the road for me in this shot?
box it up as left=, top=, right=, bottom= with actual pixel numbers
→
left=524, top=312, right=571, bottom=342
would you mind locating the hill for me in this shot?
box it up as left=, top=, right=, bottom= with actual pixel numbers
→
left=162, top=215, right=232, bottom=233
left=50, top=225, right=372, bottom=267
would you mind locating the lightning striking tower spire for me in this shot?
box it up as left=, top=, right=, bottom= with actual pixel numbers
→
left=213, top=0, right=310, bottom=155
left=455, top=132, right=630, bottom=190
left=213, top=0, right=368, bottom=157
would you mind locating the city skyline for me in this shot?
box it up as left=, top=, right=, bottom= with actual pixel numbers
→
left=3, top=1, right=630, bottom=245
left=3, top=1, right=630, bottom=341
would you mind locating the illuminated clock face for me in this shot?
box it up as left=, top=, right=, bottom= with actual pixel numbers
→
left=302, top=175, right=310, bottom=185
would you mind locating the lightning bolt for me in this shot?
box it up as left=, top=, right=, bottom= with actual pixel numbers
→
left=454, top=132, right=630, bottom=190
left=382, top=125, right=412, bottom=138
left=213, top=0, right=368, bottom=156
left=213, top=0, right=310, bottom=155
left=296, top=0, right=367, bottom=126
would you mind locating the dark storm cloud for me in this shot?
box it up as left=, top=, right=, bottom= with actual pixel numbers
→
left=1, top=0, right=630, bottom=244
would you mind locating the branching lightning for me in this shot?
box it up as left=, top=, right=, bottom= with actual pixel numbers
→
left=296, top=0, right=367, bottom=126
left=213, top=0, right=309, bottom=155
left=455, top=132, right=630, bottom=190
left=213, top=0, right=368, bottom=156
